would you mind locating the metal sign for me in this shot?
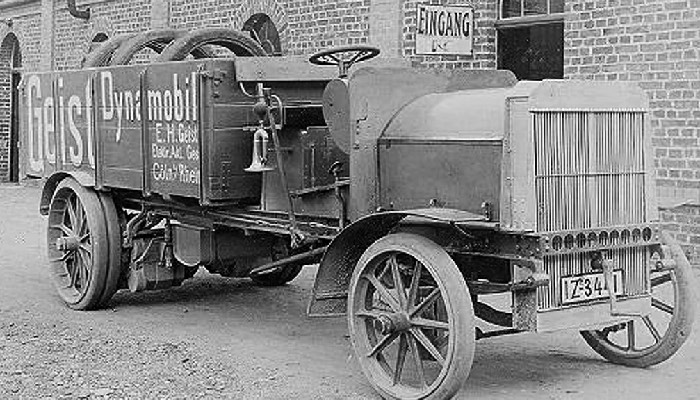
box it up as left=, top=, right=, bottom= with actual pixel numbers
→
left=415, top=4, right=474, bottom=55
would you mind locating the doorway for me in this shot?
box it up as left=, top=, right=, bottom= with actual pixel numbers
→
left=0, top=33, right=21, bottom=182
left=10, top=68, right=19, bottom=182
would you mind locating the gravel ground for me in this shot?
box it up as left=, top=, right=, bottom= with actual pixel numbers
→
left=1, top=183, right=699, bottom=399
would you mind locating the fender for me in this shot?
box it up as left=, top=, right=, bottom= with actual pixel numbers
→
left=307, top=208, right=493, bottom=317
left=39, top=171, right=96, bottom=215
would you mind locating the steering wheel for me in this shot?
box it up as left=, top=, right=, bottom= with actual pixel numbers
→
left=309, top=45, right=380, bottom=77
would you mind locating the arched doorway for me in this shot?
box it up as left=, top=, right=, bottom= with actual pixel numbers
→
left=0, top=33, right=21, bottom=182
left=242, top=13, right=282, bottom=56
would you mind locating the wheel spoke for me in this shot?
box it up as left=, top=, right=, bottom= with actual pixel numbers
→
left=412, top=318, right=449, bottom=330
left=54, top=223, right=73, bottom=236
left=642, top=315, right=662, bottom=343
left=78, top=248, right=92, bottom=288
left=367, top=332, right=399, bottom=358
left=651, top=272, right=672, bottom=288
left=410, top=328, right=445, bottom=366
left=407, top=332, right=427, bottom=388
left=66, top=197, right=78, bottom=231
left=626, top=321, right=636, bottom=350
left=79, top=257, right=90, bottom=291
left=410, top=287, right=441, bottom=318
left=69, top=255, right=80, bottom=288
left=50, top=252, right=71, bottom=263
left=74, top=199, right=84, bottom=234
left=79, top=213, right=88, bottom=237
left=407, top=262, right=422, bottom=308
left=355, top=310, right=386, bottom=320
left=652, top=298, right=674, bottom=314
left=364, top=273, right=401, bottom=312
left=393, top=333, right=408, bottom=386
left=389, top=255, right=407, bottom=309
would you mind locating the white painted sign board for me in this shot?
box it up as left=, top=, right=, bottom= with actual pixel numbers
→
left=415, top=4, right=474, bottom=55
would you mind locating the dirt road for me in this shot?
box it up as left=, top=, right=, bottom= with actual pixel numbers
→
left=1, top=183, right=699, bottom=399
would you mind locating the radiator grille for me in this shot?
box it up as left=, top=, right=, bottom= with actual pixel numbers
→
left=533, top=111, right=649, bottom=310
left=533, top=111, right=646, bottom=232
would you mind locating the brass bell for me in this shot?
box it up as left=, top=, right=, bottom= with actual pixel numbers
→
left=245, top=126, right=275, bottom=172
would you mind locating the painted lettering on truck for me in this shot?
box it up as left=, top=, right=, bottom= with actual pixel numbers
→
left=24, top=70, right=198, bottom=176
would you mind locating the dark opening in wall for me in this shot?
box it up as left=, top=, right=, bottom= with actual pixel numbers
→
left=497, top=23, right=563, bottom=80
left=0, top=33, right=21, bottom=182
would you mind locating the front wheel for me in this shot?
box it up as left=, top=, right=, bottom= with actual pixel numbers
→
left=348, top=233, right=474, bottom=400
left=580, top=232, right=696, bottom=367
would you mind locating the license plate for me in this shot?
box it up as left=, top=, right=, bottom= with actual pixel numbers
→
left=561, top=271, right=623, bottom=304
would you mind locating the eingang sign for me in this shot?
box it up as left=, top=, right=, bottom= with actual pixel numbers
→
left=416, top=4, right=474, bottom=55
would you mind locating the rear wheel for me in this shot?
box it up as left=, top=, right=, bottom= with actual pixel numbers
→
left=47, top=179, right=110, bottom=310
left=251, top=237, right=303, bottom=286
left=348, top=233, right=474, bottom=400
left=580, top=232, right=696, bottom=367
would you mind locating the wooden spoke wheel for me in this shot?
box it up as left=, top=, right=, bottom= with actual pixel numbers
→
left=47, top=179, right=116, bottom=310
left=348, top=234, right=474, bottom=400
left=580, top=233, right=696, bottom=367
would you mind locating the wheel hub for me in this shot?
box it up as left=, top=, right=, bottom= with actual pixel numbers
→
left=56, top=236, right=80, bottom=252
left=377, top=312, right=412, bottom=335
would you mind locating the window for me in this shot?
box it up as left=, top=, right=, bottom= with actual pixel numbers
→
left=501, top=0, right=564, bottom=19
left=497, top=0, right=564, bottom=80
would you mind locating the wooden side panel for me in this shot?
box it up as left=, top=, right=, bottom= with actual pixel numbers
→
left=93, top=66, right=145, bottom=190
left=21, top=70, right=96, bottom=179
left=143, top=63, right=203, bottom=198
left=201, top=59, right=260, bottom=203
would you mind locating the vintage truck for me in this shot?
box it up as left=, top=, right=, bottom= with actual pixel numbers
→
left=21, top=28, right=695, bottom=399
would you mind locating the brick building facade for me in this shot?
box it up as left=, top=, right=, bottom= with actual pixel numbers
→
left=1, top=0, right=700, bottom=259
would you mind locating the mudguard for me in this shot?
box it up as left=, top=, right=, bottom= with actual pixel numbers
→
left=307, top=208, right=492, bottom=316
left=39, top=171, right=96, bottom=215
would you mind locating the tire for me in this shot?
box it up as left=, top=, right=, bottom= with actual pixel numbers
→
left=156, top=28, right=267, bottom=62
left=96, top=192, right=123, bottom=307
left=82, top=34, right=134, bottom=68
left=47, top=179, right=110, bottom=310
left=251, top=237, right=304, bottom=286
left=580, top=232, right=696, bottom=367
left=348, top=233, right=474, bottom=400
left=251, top=264, right=303, bottom=286
left=109, top=29, right=213, bottom=65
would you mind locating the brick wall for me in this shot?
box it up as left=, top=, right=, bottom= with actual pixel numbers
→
left=54, top=0, right=152, bottom=70
left=565, top=0, right=700, bottom=260
left=1, top=15, right=41, bottom=182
